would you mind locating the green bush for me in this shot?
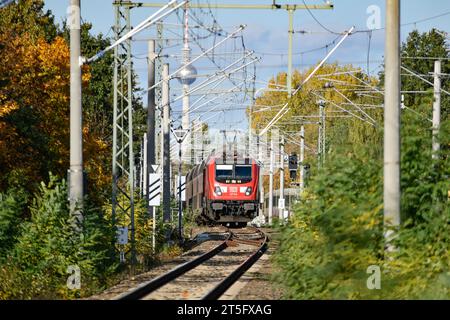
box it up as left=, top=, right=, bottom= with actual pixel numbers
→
left=0, top=174, right=117, bottom=299
left=0, top=188, right=28, bottom=256
left=273, top=108, right=449, bottom=299
left=103, top=193, right=165, bottom=268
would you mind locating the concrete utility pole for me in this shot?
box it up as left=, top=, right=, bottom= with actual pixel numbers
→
left=287, top=9, right=294, bottom=97
left=143, top=133, right=148, bottom=197
left=279, top=136, right=285, bottom=219
left=256, top=134, right=265, bottom=219
left=147, top=40, right=156, bottom=219
left=162, top=64, right=171, bottom=222
left=323, top=108, right=326, bottom=163
left=182, top=3, right=190, bottom=160
left=268, top=138, right=274, bottom=225
left=318, top=101, right=324, bottom=168
left=249, top=68, right=256, bottom=151
left=300, top=125, right=305, bottom=192
left=432, top=60, right=441, bottom=159
left=69, top=0, right=84, bottom=222
left=320, top=100, right=326, bottom=164
left=139, top=142, right=144, bottom=195
left=384, top=0, right=401, bottom=242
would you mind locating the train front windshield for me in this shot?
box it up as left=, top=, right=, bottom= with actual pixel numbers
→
left=215, top=164, right=252, bottom=182
left=216, top=164, right=233, bottom=180
left=234, top=165, right=252, bottom=179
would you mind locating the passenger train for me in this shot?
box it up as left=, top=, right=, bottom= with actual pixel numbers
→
left=185, top=154, right=260, bottom=226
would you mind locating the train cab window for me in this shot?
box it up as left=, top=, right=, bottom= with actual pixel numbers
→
left=234, top=165, right=252, bottom=179
left=216, top=164, right=233, bottom=181
left=216, top=164, right=252, bottom=183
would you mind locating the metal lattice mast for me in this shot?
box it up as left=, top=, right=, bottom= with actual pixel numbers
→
left=123, top=1, right=333, bottom=134
left=155, top=22, right=164, bottom=167
left=112, top=1, right=136, bottom=264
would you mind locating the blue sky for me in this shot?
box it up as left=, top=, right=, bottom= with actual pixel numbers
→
left=43, top=0, right=450, bottom=131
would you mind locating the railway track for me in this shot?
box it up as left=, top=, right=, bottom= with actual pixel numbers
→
left=114, top=226, right=268, bottom=300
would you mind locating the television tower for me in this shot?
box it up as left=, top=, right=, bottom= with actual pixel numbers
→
left=177, top=1, right=197, bottom=164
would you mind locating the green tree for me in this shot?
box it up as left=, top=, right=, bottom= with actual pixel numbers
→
left=274, top=104, right=449, bottom=299
left=0, top=189, right=28, bottom=256
left=0, top=0, right=57, bottom=42
left=250, top=63, right=383, bottom=188
left=273, top=29, right=450, bottom=300
left=401, top=29, right=449, bottom=116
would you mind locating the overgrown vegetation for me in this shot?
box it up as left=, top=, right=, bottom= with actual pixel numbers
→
left=272, top=29, right=449, bottom=299
left=0, top=174, right=117, bottom=299
left=274, top=112, right=449, bottom=299
left=1, top=1, right=448, bottom=300
left=0, top=1, right=151, bottom=299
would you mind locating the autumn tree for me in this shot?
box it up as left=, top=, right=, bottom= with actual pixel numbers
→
left=272, top=29, right=450, bottom=299
left=0, top=0, right=57, bottom=42
left=0, top=2, right=112, bottom=201
left=250, top=63, right=383, bottom=192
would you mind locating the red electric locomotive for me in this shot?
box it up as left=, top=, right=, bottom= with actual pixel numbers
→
left=185, top=154, right=260, bottom=226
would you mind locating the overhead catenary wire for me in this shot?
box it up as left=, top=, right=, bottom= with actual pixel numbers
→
left=259, top=26, right=355, bottom=136
left=87, top=0, right=187, bottom=63
left=301, top=0, right=450, bottom=35
left=146, top=25, right=247, bottom=92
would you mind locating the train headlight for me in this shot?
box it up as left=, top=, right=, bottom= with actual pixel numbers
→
left=214, top=186, right=222, bottom=196
left=245, top=187, right=252, bottom=196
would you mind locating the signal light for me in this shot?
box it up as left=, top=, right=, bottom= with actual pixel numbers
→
left=288, top=154, right=298, bottom=171
left=288, top=154, right=298, bottom=181
left=290, top=170, right=297, bottom=180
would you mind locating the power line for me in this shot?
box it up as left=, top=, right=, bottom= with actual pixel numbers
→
left=301, top=0, right=342, bottom=35
left=255, top=34, right=341, bottom=57
left=367, top=30, right=373, bottom=75
left=301, top=0, right=450, bottom=35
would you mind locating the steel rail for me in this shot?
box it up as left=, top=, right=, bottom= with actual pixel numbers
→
left=201, top=231, right=268, bottom=300
left=116, top=230, right=232, bottom=300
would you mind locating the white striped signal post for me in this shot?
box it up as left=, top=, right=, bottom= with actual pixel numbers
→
left=148, top=167, right=160, bottom=253
left=148, top=171, right=161, bottom=207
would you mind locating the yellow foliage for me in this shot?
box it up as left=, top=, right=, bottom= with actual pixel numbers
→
left=250, top=63, right=382, bottom=191
left=0, top=32, right=108, bottom=194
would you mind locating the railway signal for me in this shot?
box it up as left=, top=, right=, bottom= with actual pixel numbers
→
left=288, top=153, right=298, bottom=180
